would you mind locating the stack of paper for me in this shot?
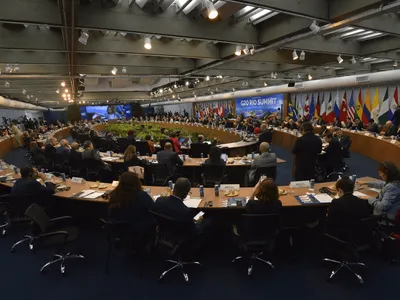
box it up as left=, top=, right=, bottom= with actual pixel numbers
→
left=313, top=194, right=333, bottom=203
left=183, top=198, right=202, bottom=208
left=353, top=191, right=369, bottom=198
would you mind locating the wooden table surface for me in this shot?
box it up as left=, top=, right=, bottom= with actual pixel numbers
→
left=100, top=153, right=286, bottom=166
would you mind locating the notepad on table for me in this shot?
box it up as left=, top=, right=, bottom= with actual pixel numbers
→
left=84, top=192, right=104, bottom=199
left=313, top=193, right=333, bottom=203
left=353, top=191, right=369, bottom=198
left=184, top=197, right=202, bottom=208
left=79, top=190, right=96, bottom=198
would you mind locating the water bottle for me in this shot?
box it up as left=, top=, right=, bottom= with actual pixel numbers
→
left=214, top=184, right=219, bottom=196
left=136, top=151, right=140, bottom=157
left=61, top=173, right=66, bottom=182
left=182, top=153, right=186, bottom=161
left=108, top=151, right=113, bottom=157
left=351, top=174, right=357, bottom=184
left=168, top=180, right=173, bottom=190
left=13, top=166, right=18, bottom=174
left=41, top=168, right=45, bottom=174
left=200, top=153, right=204, bottom=159
left=251, top=152, right=255, bottom=160
left=199, top=185, right=204, bottom=197
left=309, top=179, right=315, bottom=192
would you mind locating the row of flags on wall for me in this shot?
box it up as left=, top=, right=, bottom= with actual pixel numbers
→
left=288, top=87, right=399, bottom=124
left=194, top=100, right=234, bottom=118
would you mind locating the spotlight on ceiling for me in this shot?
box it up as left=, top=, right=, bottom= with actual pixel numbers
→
left=243, top=45, right=249, bottom=55
left=205, top=76, right=210, bottom=81
left=159, top=88, right=163, bottom=93
left=232, top=88, right=235, bottom=92
left=351, top=56, right=357, bottom=64
left=205, top=0, right=218, bottom=19
left=250, top=46, right=255, bottom=55
left=308, top=74, right=313, bottom=80
left=122, top=66, right=127, bottom=73
left=13, top=64, right=20, bottom=72
left=27, top=95, right=30, bottom=99
left=61, top=81, right=66, bottom=87
left=394, top=60, right=398, bottom=67
left=337, top=55, right=343, bottom=64
left=309, top=20, right=320, bottom=34
left=172, top=95, right=176, bottom=99
left=300, top=51, right=305, bottom=60
left=78, top=30, right=89, bottom=45
left=292, top=50, right=298, bottom=60
left=5, top=64, right=12, bottom=73
left=185, top=80, right=190, bottom=86
left=297, top=73, right=301, bottom=79
left=264, top=82, right=268, bottom=87
left=235, top=45, right=242, bottom=56
left=56, top=89, right=60, bottom=94
left=173, top=83, right=178, bottom=89
left=4, top=81, right=10, bottom=88
left=111, top=67, right=118, bottom=75
left=144, top=37, right=152, bottom=50
left=22, top=89, right=26, bottom=95
left=65, top=89, right=69, bottom=93
left=62, top=93, right=66, bottom=97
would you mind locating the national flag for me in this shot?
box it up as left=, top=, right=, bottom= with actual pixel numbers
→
left=309, top=94, right=315, bottom=117
left=371, top=87, right=380, bottom=121
left=315, top=93, right=321, bottom=117
left=304, top=95, right=310, bottom=118
left=333, top=90, right=341, bottom=119
left=297, top=95, right=304, bottom=117
left=356, top=89, right=363, bottom=121
left=320, top=93, right=326, bottom=120
left=326, top=92, right=335, bottom=123
left=288, top=97, right=296, bottom=121
left=340, top=91, right=348, bottom=121
left=388, top=86, right=399, bottom=120
left=347, top=90, right=356, bottom=121
left=378, top=87, right=390, bottom=124
left=362, top=88, right=371, bottom=124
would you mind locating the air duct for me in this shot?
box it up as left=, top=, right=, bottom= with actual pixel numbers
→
left=0, top=96, right=48, bottom=111
left=147, top=69, right=400, bottom=106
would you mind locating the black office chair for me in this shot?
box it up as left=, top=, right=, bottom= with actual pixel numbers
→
left=202, top=164, right=226, bottom=187
left=160, top=139, right=175, bottom=152
left=53, top=152, right=68, bottom=173
left=83, top=158, right=101, bottom=181
left=232, top=213, right=281, bottom=276
left=190, top=143, right=210, bottom=158
left=135, top=141, right=152, bottom=156
left=22, top=203, right=84, bottom=274
left=69, top=153, right=84, bottom=177
left=0, top=202, right=10, bottom=236
left=152, top=164, right=171, bottom=186
left=322, top=215, right=380, bottom=283
left=116, top=138, right=129, bottom=153
left=151, top=211, right=203, bottom=284
left=253, top=166, right=277, bottom=183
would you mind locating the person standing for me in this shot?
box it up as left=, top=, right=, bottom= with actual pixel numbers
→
left=291, top=122, right=322, bottom=181
left=10, top=121, right=22, bottom=147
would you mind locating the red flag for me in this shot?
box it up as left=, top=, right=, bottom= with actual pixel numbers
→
left=304, top=95, right=310, bottom=118
left=315, top=93, right=321, bottom=117
left=340, top=91, right=348, bottom=121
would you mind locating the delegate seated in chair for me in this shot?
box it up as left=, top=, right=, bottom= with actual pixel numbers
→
left=156, top=142, right=183, bottom=175
left=11, top=165, right=55, bottom=197
left=56, top=139, right=71, bottom=163
left=82, top=141, right=113, bottom=180
left=321, top=133, right=343, bottom=173
left=248, top=142, right=277, bottom=184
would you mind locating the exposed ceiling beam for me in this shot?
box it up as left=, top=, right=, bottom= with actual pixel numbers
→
left=360, top=36, right=400, bottom=56
left=328, top=0, right=384, bottom=20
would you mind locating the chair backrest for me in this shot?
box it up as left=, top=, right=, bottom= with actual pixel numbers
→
left=240, top=213, right=281, bottom=240
left=190, top=143, right=210, bottom=158
left=150, top=210, right=194, bottom=240
left=254, top=166, right=277, bottom=182
left=394, top=208, right=400, bottom=232
left=24, top=203, right=49, bottom=233
left=152, top=164, right=171, bottom=185
left=83, top=157, right=102, bottom=174
left=160, top=139, right=175, bottom=152
left=100, top=218, right=131, bottom=242
left=134, top=141, right=152, bottom=156
left=53, top=152, right=67, bottom=166
left=116, top=138, right=129, bottom=153
left=340, top=215, right=380, bottom=243
left=202, top=164, right=225, bottom=187
left=0, top=194, right=37, bottom=219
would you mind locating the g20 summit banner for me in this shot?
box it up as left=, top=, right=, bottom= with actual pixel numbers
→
left=236, top=94, right=284, bottom=117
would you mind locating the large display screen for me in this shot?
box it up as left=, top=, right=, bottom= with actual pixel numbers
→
left=236, top=94, right=284, bottom=118
left=80, top=105, right=132, bottom=120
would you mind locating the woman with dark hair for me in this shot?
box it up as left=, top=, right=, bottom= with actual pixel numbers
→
left=123, top=145, right=147, bottom=171
left=169, top=131, right=182, bottom=154
left=145, top=134, right=155, bottom=153
left=108, top=172, right=154, bottom=233
left=366, top=161, right=400, bottom=221
left=127, top=130, right=136, bottom=144
left=246, top=180, right=282, bottom=214
left=204, top=146, right=225, bottom=165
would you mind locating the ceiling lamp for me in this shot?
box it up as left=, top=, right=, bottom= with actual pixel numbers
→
left=172, top=95, right=176, bottom=99
left=13, top=64, right=20, bottom=72
left=300, top=51, right=305, bottom=60
left=351, top=56, right=357, bottom=64
left=205, top=0, right=218, bottom=20
left=394, top=60, right=398, bottom=67
left=337, top=55, right=343, bottom=64
left=62, top=93, right=66, bottom=97
left=27, top=95, right=30, bottom=99
left=205, top=76, right=210, bottom=81
left=4, top=81, right=10, bottom=88
left=144, top=37, right=152, bottom=50
left=292, top=50, right=298, bottom=60
left=22, top=89, right=27, bottom=94
left=65, top=89, right=69, bottom=93
left=250, top=46, right=255, bottom=55
left=78, top=30, right=89, bottom=45
left=61, top=81, right=66, bottom=87
left=5, top=64, right=12, bottom=73
left=159, top=88, right=163, bottom=93
left=297, top=73, right=301, bottom=79
left=308, top=74, right=313, bottom=80
left=111, top=67, right=118, bottom=75
left=243, top=45, right=249, bottom=55
left=121, top=66, right=127, bottom=73
left=235, top=45, right=242, bottom=56
left=56, top=89, right=60, bottom=94
left=309, top=20, right=320, bottom=34
left=185, top=80, right=190, bottom=86
left=264, top=82, right=268, bottom=87
left=232, top=88, right=235, bottom=92
left=173, top=83, right=178, bottom=89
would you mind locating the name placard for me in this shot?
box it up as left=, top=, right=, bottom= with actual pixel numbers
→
left=290, top=181, right=311, bottom=188
left=391, top=140, right=397, bottom=144
left=377, top=136, right=383, bottom=140
left=71, top=177, right=84, bottom=184
left=220, top=184, right=240, bottom=191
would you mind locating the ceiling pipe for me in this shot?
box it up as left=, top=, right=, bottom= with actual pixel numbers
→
left=0, top=96, right=48, bottom=111
left=147, top=69, right=400, bottom=106
left=181, top=1, right=400, bottom=77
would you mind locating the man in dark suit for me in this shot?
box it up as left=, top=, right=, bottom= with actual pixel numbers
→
left=45, top=137, right=58, bottom=160
left=392, top=106, right=400, bottom=127
left=322, top=133, right=343, bottom=173
left=367, top=119, right=379, bottom=134
left=126, top=130, right=136, bottom=145
left=82, top=141, right=112, bottom=172
left=327, top=177, right=371, bottom=240
left=383, top=120, right=398, bottom=137
left=56, top=139, right=70, bottom=162
left=69, top=142, right=83, bottom=167
left=258, top=124, right=273, bottom=144
left=11, top=165, right=55, bottom=196
left=248, top=142, right=277, bottom=184
left=156, top=142, right=183, bottom=174
left=291, top=122, right=322, bottom=180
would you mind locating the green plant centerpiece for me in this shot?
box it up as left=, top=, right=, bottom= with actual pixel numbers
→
left=105, top=123, right=207, bottom=143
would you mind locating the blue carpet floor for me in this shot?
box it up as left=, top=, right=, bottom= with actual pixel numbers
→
left=1, top=144, right=396, bottom=300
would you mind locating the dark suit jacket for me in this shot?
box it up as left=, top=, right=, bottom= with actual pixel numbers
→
left=245, top=199, right=282, bottom=214
left=156, top=150, right=183, bottom=174
left=324, top=139, right=342, bottom=169
left=258, top=130, right=273, bottom=144
left=368, top=123, right=379, bottom=133
left=385, top=125, right=398, bottom=136
left=327, top=194, right=371, bottom=240
left=30, top=146, right=46, bottom=162
left=56, top=146, right=70, bottom=162
left=11, top=178, right=55, bottom=196
left=82, top=148, right=105, bottom=167
left=291, top=132, right=322, bottom=180
left=45, top=144, right=56, bottom=159
left=334, top=120, right=342, bottom=128
left=69, top=149, right=83, bottom=167
left=392, top=109, right=400, bottom=126
left=127, top=135, right=136, bottom=145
